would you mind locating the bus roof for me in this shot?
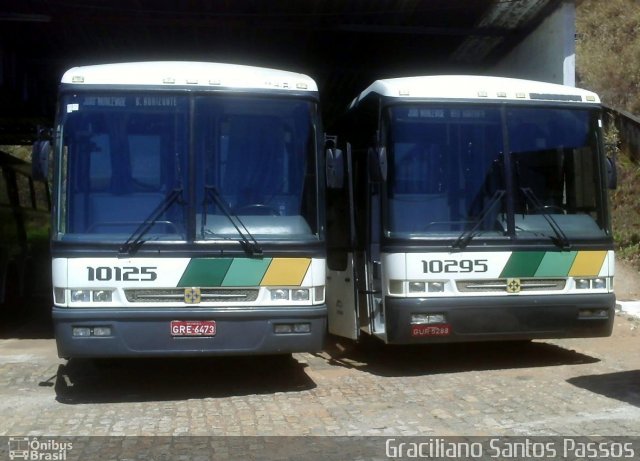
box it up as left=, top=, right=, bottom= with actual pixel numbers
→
left=61, top=61, right=318, bottom=93
left=350, top=75, right=600, bottom=107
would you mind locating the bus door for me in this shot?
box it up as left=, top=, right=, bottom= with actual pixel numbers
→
left=326, top=145, right=359, bottom=339
left=350, top=146, right=384, bottom=338
left=363, top=147, right=385, bottom=337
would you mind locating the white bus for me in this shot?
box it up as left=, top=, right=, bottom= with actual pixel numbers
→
left=326, top=75, right=616, bottom=344
left=37, top=62, right=328, bottom=357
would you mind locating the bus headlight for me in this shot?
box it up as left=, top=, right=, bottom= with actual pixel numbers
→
left=70, top=290, right=91, bottom=303
left=92, top=290, right=113, bottom=302
left=268, top=287, right=321, bottom=303
left=575, top=279, right=590, bottom=289
left=291, top=289, right=310, bottom=301
left=409, top=282, right=426, bottom=293
left=270, top=289, right=290, bottom=301
left=427, top=282, right=445, bottom=293
left=575, top=278, right=609, bottom=290
left=404, top=281, right=446, bottom=294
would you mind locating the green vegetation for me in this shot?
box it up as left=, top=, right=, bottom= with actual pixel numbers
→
left=576, top=0, right=640, bottom=114
left=577, top=0, right=640, bottom=270
left=612, top=154, right=640, bottom=268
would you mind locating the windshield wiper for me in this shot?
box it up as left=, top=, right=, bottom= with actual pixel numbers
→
left=203, top=185, right=263, bottom=257
left=520, top=187, right=571, bottom=250
left=451, top=190, right=505, bottom=251
left=119, top=188, right=184, bottom=256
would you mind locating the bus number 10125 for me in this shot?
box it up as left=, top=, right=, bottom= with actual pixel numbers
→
left=87, top=266, right=158, bottom=282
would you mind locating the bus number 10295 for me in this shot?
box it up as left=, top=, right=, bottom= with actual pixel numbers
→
left=87, top=266, right=158, bottom=282
left=422, top=259, right=488, bottom=274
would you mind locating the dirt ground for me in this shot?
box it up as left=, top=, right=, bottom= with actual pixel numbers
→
left=615, top=257, right=640, bottom=301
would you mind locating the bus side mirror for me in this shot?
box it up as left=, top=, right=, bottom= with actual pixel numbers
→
left=31, top=140, right=51, bottom=182
left=326, top=148, right=344, bottom=189
left=606, top=156, right=617, bottom=190
left=368, top=146, right=387, bottom=182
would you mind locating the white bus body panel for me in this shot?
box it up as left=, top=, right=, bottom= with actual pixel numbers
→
left=326, top=255, right=358, bottom=340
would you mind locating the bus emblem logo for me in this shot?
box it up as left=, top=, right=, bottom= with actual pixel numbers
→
left=184, top=288, right=201, bottom=304
left=8, top=437, right=30, bottom=460
left=506, top=278, right=521, bottom=293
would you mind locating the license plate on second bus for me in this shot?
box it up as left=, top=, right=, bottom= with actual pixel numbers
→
left=411, top=324, right=451, bottom=337
left=170, top=320, right=216, bottom=337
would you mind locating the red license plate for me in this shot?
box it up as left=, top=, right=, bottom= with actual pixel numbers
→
left=171, top=320, right=216, bottom=337
left=411, top=324, right=451, bottom=337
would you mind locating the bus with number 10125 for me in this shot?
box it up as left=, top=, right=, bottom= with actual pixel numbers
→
left=326, top=75, right=616, bottom=344
left=34, top=61, right=329, bottom=358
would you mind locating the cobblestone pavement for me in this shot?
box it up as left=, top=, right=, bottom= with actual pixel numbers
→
left=0, top=311, right=639, bottom=438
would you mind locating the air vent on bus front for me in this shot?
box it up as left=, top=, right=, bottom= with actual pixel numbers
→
left=125, top=288, right=260, bottom=303
left=456, top=279, right=567, bottom=293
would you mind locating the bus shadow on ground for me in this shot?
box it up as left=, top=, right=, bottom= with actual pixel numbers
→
left=567, top=370, right=640, bottom=408
left=54, top=355, right=315, bottom=404
left=321, top=336, right=599, bottom=377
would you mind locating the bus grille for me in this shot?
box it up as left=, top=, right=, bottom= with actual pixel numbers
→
left=124, top=288, right=260, bottom=303
left=456, top=279, right=566, bottom=293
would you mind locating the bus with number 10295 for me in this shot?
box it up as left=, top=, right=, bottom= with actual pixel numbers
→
left=33, top=61, right=329, bottom=358
left=326, top=75, right=616, bottom=344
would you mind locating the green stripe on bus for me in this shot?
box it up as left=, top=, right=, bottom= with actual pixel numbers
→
left=535, top=251, right=578, bottom=277
left=221, top=258, right=272, bottom=287
left=177, top=257, right=312, bottom=288
left=500, top=251, right=546, bottom=278
left=178, top=258, right=233, bottom=287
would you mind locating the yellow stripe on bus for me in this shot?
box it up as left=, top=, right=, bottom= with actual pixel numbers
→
left=568, top=251, right=607, bottom=277
left=260, top=258, right=311, bottom=286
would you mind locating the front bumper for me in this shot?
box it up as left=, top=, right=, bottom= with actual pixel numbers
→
left=52, top=305, right=327, bottom=358
left=384, top=293, right=615, bottom=344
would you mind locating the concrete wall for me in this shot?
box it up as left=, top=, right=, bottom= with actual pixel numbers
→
left=493, top=1, right=575, bottom=86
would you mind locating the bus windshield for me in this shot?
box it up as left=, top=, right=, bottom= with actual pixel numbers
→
left=385, top=105, right=608, bottom=241
left=195, top=96, right=318, bottom=241
left=55, top=93, right=319, bottom=243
